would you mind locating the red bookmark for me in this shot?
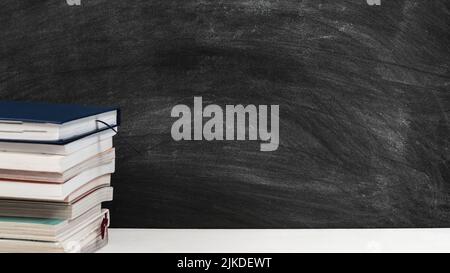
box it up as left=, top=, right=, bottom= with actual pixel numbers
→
left=101, top=214, right=109, bottom=239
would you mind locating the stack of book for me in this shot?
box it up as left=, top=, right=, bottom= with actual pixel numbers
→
left=0, top=101, right=119, bottom=253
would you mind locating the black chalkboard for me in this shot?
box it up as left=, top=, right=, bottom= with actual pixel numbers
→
left=0, top=0, right=449, bottom=228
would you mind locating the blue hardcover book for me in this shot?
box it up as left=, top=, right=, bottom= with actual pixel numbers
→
left=0, top=101, right=120, bottom=144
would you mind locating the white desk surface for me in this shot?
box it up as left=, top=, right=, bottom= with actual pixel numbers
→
left=99, top=228, right=450, bottom=253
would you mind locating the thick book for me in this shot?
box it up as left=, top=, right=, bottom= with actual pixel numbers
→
left=0, top=128, right=117, bottom=155
left=0, top=139, right=113, bottom=173
left=0, top=101, right=119, bottom=143
left=0, top=209, right=109, bottom=253
left=0, top=148, right=115, bottom=182
left=0, top=230, right=108, bottom=253
left=0, top=207, right=106, bottom=241
left=0, top=186, right=113, bottom=219
left=0, top=168, right=114, bottom=200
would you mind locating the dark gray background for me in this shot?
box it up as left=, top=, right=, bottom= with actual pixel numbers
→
left=0, top=0, right=449, bottom=228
